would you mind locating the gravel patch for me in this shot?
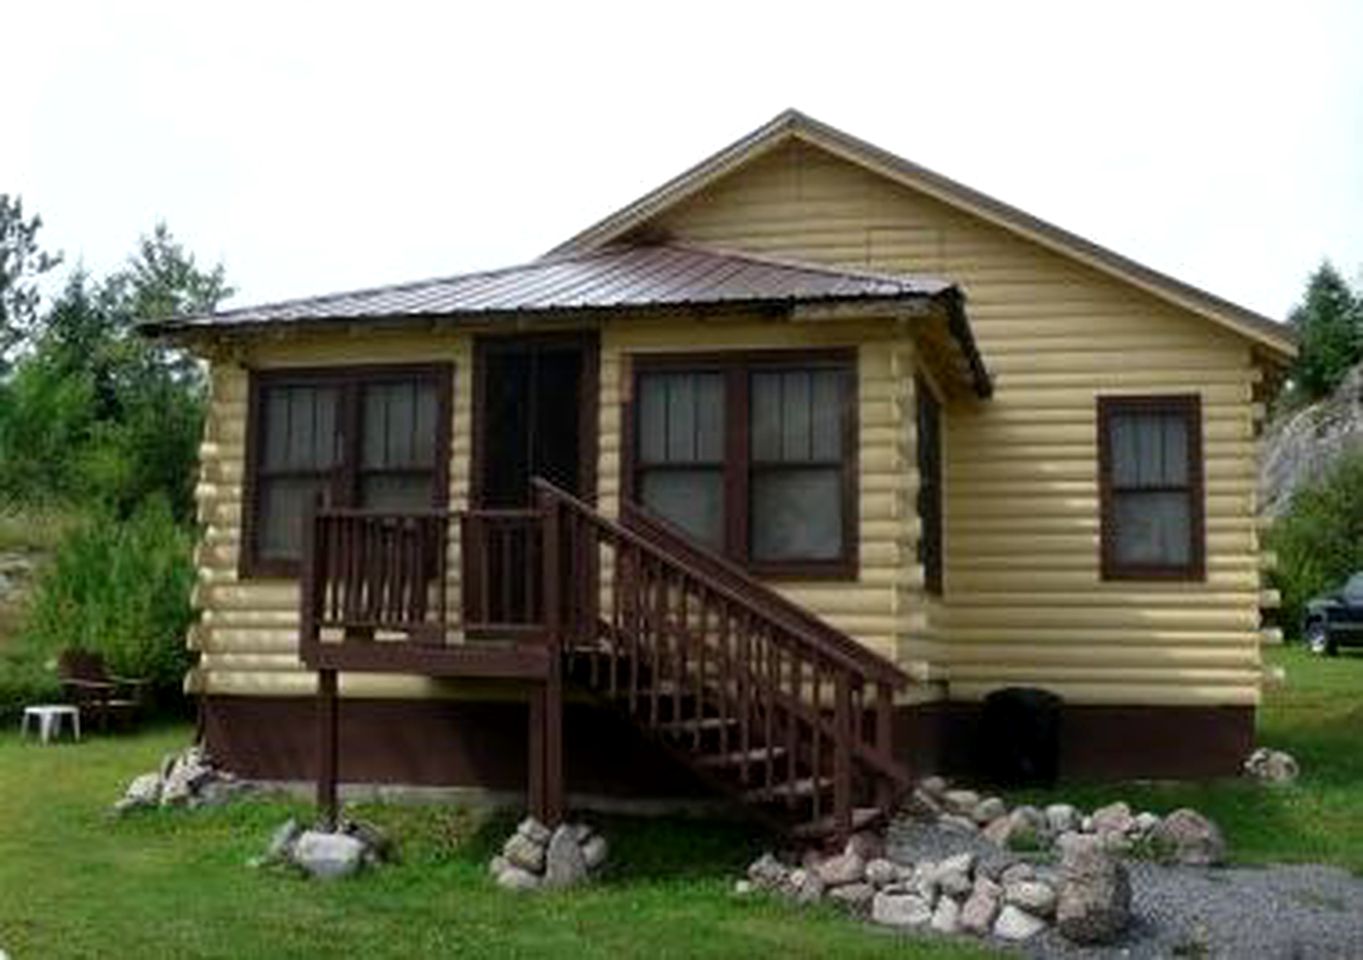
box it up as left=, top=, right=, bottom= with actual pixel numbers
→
left=888, top=821, right=1363, bottom=958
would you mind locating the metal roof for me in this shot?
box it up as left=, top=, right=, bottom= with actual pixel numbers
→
left=142, top=243, right=954, bottom=333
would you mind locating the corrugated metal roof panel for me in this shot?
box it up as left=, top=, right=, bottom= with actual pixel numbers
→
left=143, top=243, right=954, bottom=332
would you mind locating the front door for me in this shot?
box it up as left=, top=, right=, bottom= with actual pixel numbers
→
left=467, top=334, right=597, bottom=631
left=474, top=334, right=597, bottom=508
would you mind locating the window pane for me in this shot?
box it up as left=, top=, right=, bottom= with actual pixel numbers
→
left=640, top=469, right=724, bottom=550
left=916, top=381, right=943, bottom=594
left=363, top=381, right=437, bottom=469
left=751, top=372, right=782, bottom=461
left=638, top=372, right=724, bottom=464
left=751, top=468, right=842, bottom=561
left=263, top=385, right=339, bottom=471
left=360, top=473, right=434, bottom=512
left=781, top=371, right=812, bottom=461
left=258, top=476, right=329, bottom=560
left=1111, top=412, right=1187, bottom=487
left=1113, top=491, right=1191, bottom=566
left=666, top=375, right=697, bottom=461
left=811, top=370, right=843, bottom=460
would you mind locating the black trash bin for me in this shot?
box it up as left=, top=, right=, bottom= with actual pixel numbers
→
left=981, top=687, right=1062, bottom=787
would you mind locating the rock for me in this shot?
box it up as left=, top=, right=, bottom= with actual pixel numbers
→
left=786, top=868, right=824, bottom=904
left=815, top=851, right=864, bottom=887
left=942, top=789, right=980, bottom=816
left=1045, top=803, right=1081, bottom=834
left=567, top=822, right=593, bottom=844
left=161, top=753, right=212, bottom=806
left=938, top=813, right=979, bottom=835
left=844, top=830, right=884, bottom=861
left=983, top=816, right=1015, bottom=847
left=1091, top=801, right=1134, bottom=835
left=747, top=852, right=788, bottom=889
left=960, top=877, right=1001, bottom=936
left=931, top=852, right=975, bottom=898
left=123, top=772, right=162, bottom=807
left=1133, top=812, right=1161, bottom=835
left=266, top=818, right=302, bottom=863
left=1080, top=815, right=1094, bottom=833
left=1056, top=835, right=1131, bottom=944
left=1151, top=808, right=1226, bottom=866
left=111, top=797, right=141, bottom=816
left=929, top=895, right=961, bottom=934
left=294, top=830, right=366, bottom=880
left=864, top=858, right=900, bottom=887
left=903, top=788, right=942, bottom=818
left=543, top=824, right=588, bottom=888
left=871, top=890, right=932, bottom=927
left=919, top=775, right=948, bottom=797
left=1245, top=747, right=1300, bottom=784
left=503, top=831, right=547, bottom=873
left=733, top=879, right=753, bottom=896
left=827, top=882, right=875, bottom=911
left=496, top=864, right=541, bottom=891
left=489, top=854, right=510, bottom=877
left=999, top=862, right=1035, bottom=885
left=994, top=904, right=1047, bottom=941
left=517, top=816, right=552, bottom=846
left=1005, top=880, right=1057, bottom=918
left=581, top=834, right=608, bottom=870
left=344, top=819, right=395, bottom=863
left=972, top=796, right=1007, bottom=825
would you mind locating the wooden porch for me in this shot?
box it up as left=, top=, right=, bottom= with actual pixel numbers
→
left=298, top=479, right=913, bottom=843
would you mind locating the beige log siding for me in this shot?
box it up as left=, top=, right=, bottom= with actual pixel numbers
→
left=596, top=316, right=929, bottom=667
left=644, top=139, right=1265, bottom=706
left=189, top=330, right=475, bottom=699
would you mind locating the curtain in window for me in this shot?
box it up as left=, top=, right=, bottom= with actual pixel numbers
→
left=636, top=371, right=726, bottom=549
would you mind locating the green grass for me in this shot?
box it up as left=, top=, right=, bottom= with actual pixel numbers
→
left=0, top=725, right=990, bottom=959
left=1012, top=646, right=1363, bottom=872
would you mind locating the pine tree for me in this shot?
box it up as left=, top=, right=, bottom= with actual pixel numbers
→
left=1288, top=261, right=1362, bottom=400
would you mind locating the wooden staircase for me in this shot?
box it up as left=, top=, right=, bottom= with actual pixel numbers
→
left=546, top=484, right=913, bottom=842
left=299, top=478, right=913, bottom=844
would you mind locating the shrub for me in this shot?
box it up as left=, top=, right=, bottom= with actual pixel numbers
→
left=1267, top=450, right=1363, bottom=635
left=16, top=497, right=196, bottom=706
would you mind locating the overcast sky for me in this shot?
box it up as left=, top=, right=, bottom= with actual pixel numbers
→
left=5, top=1, right=1361, bottom=322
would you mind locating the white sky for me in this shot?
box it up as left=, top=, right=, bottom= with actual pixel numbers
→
left=4, top=1, right=1361, bottom=321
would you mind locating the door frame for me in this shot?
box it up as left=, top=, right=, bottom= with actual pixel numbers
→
left=469, top=330, right=600, bottom=508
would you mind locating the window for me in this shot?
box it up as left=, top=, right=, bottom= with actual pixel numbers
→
left=916, top=376, right=943, bottom=595
left=631, top=352, right=856, bottom=577
left=243, top=365, right=451, bottom=576
left=1097, top=395, right=1204, bottom=580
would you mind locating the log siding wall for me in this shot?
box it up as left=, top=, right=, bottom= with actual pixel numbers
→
left=643, top=139, right=1265, bottom=707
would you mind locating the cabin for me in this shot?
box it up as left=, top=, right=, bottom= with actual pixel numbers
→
left=146, top=110, right=1296, bottom=840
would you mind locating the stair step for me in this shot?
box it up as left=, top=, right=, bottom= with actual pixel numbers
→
left=693, top=746, right=787, bottom=769
left=742, top=777, right=832, bottom=803
left=790, top=806, right=883, bottom=840
left=656, top=716, right=740, bottom=734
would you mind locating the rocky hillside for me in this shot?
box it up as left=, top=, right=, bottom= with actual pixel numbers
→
left=1260, top=363, right=1363, bottom=517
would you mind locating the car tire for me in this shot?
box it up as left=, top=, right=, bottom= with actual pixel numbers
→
left=1305, top=621, right=1335, bottom=656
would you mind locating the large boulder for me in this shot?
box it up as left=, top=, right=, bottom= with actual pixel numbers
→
left=1260, top=362, right=1363, bottom=517
left=1151, top=808, right=1226, bottom=866
left=293, top=830, right=367, bottom=880
left=1055, top=835, right=1131, bottom=944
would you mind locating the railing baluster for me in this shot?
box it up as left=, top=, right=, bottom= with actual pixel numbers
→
left=834, top=671, right=853, bottom=842
left=694, top=585, right=708, bottom=752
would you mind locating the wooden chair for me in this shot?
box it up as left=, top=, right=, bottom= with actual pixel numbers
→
left=57, top=649, right=148, bottom=732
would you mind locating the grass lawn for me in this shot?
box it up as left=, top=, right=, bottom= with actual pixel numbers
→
left=0, top=728, right=990, bottom=959
left=0, top=645, right=1357, bottom=958
left=1013, top=645, right=1363, bottom=873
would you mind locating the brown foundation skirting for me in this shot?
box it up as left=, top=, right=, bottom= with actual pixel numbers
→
left=894, top=702, right=1255, bottom=781
left=204, top=695, right=1255, bottom=797
left=202, top=695, right=707, bottom=798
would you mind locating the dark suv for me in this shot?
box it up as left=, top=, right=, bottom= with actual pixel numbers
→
left=1302, top=572, right=1363, bottom=655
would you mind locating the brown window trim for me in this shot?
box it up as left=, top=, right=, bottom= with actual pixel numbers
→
left=623, top=349, right=859, bottom=581
left=1096, top=393, right=1205, bottom=582
left=240, top=362, right=453, bottom=579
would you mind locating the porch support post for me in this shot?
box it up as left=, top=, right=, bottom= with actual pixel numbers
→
left=528, top=683, right=546, bottom=821
left=535, top=482, right=565, bottom=826
left=317, top=668, right=339, bottom=830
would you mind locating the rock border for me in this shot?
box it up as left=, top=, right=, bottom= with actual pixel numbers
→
left=489, top=817, right=608, bottom=891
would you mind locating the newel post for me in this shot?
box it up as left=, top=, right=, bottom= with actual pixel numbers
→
left=833, top=672, right=853, bottom=843
left=531, top=483, right=564, bottom=826
left=303, top=496, right=339, bottom=831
